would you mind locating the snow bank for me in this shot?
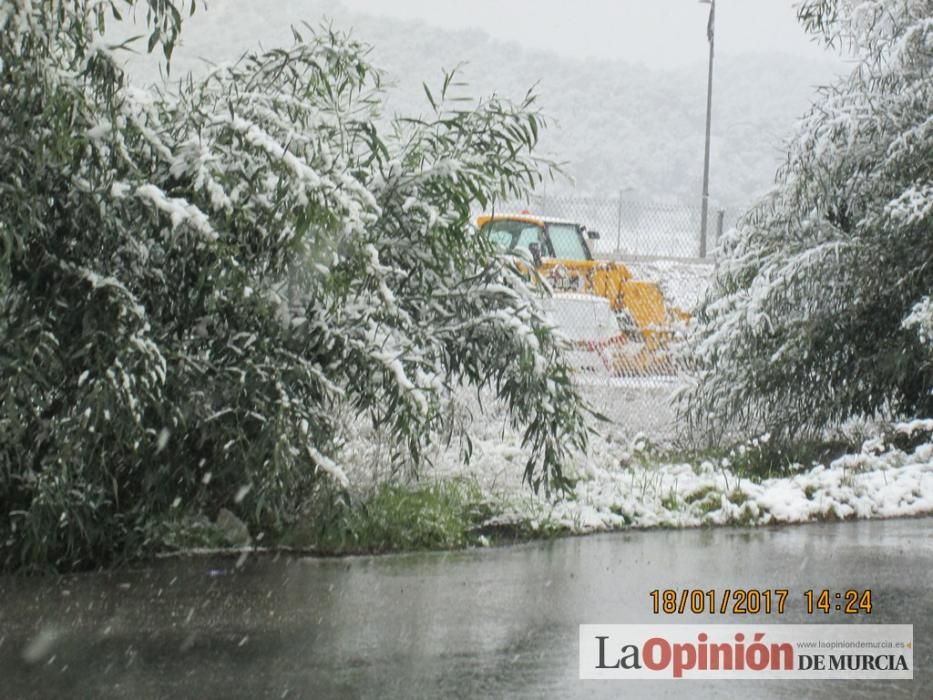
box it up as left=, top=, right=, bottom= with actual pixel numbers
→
left=341, top=400, right=933, bottom=535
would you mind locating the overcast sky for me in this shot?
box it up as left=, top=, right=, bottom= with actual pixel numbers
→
left=338, top=0, right=833, bottom=70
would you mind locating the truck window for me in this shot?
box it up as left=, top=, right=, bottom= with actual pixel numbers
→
left=546, top=223, right=590, bottom=260
left=515, top=227, right=543, bottom=250
left=486, top=229, right=515, bottom=250
left=482, top=220, right=546, bottom=255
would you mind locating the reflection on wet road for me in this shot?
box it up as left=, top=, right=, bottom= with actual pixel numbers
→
left=1, top=518, right=930, bottom=698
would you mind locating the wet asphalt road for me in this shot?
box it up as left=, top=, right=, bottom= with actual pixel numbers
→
left=1, top=517, right=930, bottom=699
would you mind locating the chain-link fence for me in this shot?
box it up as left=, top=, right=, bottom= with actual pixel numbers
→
left=481, top=193, right=733, bottom=440
left=497, top=193, right=736, bottom=259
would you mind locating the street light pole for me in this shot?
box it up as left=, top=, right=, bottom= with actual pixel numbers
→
left=699, top=0, right=715, bottom=258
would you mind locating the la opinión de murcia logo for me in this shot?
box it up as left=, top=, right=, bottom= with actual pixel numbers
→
left=579, top=624, right=913, bottom=680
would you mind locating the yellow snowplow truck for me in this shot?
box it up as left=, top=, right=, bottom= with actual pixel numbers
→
left=477, top=213, right=689, bottom=377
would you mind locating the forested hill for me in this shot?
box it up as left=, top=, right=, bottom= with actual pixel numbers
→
left=118, top=0, right=844, bottom=212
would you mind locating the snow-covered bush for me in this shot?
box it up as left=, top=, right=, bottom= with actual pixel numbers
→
left=904, top=297, right=933, bottom=347
left=0, top=2, right=590, bottom=571
left=683, top=0, right=933, bottom=439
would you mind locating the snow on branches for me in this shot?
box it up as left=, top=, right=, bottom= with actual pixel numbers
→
left=0, top=2, right=589, bottom=570
left=683, top=0, right=933, bottom=440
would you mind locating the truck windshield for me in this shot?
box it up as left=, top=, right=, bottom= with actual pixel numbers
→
left=482, top=219, right=591, bottom=260
left=482, top=220, right=545, bottom=255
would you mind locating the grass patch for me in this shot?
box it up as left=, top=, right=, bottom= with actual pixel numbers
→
left=727, top=439, right=854, bottom=479
left=695, top=493, right=723, bottom=515
left=476, top=516, right=570, bottom=542
left=647, top=436, right=859, bottom=481
left=684, top=485, right=720, bottom=504
left=608, top=505, right=632, bottom=524
left=660, top=492, right=680, bottom=512
left=727, top=505, right=760, bottom=527
left=285, top=479, right=493, bottom=554
left=148, top=511, right=255, bottom=551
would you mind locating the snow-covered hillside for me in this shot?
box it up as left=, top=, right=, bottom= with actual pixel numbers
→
left=112, top=0, right=843, bottom=213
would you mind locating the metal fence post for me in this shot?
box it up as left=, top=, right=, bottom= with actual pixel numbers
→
left=615, top=189, right=624, bottom=254
left=716, top=209, right=725, bottom=254
left=699, top=212, right=708, bottom=259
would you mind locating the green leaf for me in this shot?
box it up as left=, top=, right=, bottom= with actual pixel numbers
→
left=422, top=82, right=437, bottom=112
left=147, top=28, right=161, bottom=54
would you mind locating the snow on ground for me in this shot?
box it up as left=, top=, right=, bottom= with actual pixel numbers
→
left=340, top=397, right=933, bottom=535
left=626, top=258, right=714, bottom=312
left=492, top=440, right=933, bottom=534
left=331, top=255, right=931, bottom=536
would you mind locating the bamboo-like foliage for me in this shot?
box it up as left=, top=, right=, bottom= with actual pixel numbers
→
left=683, top=0, right=933, bottom=441
left=0, top=2, right=591, bottom=571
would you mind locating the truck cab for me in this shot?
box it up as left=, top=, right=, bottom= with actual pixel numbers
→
left=479, top=214, right=597, bottom=262
left=477, top=212, right=686, bottom=377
